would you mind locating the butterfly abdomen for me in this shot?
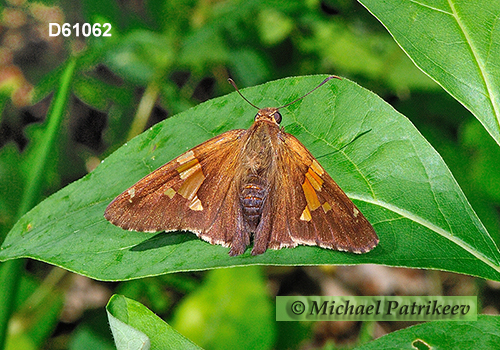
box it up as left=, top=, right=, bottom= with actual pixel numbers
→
left=240, top=178, right=267, bottom=231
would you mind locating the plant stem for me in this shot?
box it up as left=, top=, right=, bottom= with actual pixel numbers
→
left=127, top=80, right=160, bottom=140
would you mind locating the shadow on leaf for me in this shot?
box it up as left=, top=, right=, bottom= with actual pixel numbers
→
left=131, top=231, right=197, bottom=251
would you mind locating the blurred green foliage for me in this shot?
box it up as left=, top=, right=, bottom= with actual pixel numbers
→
left=0, top=0, right=499, bottom=349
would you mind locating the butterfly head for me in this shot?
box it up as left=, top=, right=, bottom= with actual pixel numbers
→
left=255, top=107, right=282, bottom=125
left=228, top=75, right=339, bottom=127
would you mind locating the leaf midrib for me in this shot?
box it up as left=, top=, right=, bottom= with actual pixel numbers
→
left=350, top=193, right=500, bottom=274
left=395, top=0, right=500, bottom=136
left=447, top=0, right=500, bottom=130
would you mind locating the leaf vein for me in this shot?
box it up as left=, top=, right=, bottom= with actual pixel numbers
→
left=349, top=194, right=500, bottom=273
left=408, top=0, right=453, bottom=15
left=447, top=0, right=500, bottom=131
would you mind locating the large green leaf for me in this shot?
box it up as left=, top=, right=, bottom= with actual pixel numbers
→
left=359, top=0, right=500, bottom=145
left=355, top=315, right=500, bottom=350
left=0, top=76, right=499, bottom=281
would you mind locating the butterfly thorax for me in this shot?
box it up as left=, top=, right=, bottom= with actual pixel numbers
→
left=239, top=118, right=279, bottom=231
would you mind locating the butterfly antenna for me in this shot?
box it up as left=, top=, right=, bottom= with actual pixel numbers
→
left=228, top=78, right=260, bottom=110
left=277, top=75, right=340, bottom=109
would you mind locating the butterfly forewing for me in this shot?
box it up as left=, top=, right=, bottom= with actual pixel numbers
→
left=105, top=129, right=246, bottom=246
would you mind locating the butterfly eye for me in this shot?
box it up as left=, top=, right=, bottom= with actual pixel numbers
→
left=273, top=112, right=282, bottom=124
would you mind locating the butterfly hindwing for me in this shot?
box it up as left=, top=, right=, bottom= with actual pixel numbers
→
left=255, top=131, right=378, bottom=254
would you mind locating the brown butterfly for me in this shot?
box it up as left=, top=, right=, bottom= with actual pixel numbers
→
left=104, top=76, right=378, bottom=256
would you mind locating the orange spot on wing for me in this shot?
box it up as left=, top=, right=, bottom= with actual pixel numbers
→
left=177, top=167, right=205, bottom=201
left=176, top=158, right=201, bottom=179
left=189, top=196, right=204, bottom=211
left=177, top=150, right=195, bottom=164
left=322, top=202, right=332, bottom=213
left=164, top=187, right=176, bottom=199
left=302, top=177, right=321, bottom=211
left=305, top=167, right=323, bottom=191
left=300, top=206, right=312, bottom=221
left=310, top=160, right=324, bottom=176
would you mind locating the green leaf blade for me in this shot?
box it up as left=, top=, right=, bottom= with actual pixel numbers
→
left=1, top=76, right=499, bottom=281
left=354, top=315, right=500, bottom=350
left=106, top=295, right=202, bottom=350
left=359, top=0, right=500, bottom=146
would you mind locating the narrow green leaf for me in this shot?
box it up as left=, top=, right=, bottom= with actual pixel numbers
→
left=354, top=315, right=500, bottom=350
left=106, top=295, right=202, bottom=350
left=0, top=58, right=77, bottom=350
left=18, top=58, right=77, bottom=220
left=0, top=76, right=499, bottom=281
left=358, top=0, right=500, bottom=145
